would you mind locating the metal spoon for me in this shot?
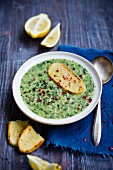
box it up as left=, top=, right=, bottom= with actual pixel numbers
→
left=92, top=56, right=113, bottom=146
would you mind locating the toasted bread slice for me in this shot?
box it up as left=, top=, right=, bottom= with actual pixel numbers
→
left=18, top=125, right=45, bottom=153
left=48, top=63, right=85, bottom=94
left=8, top=120, right=29, bottom=146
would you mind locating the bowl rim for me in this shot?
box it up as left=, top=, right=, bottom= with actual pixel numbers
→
left=12, top=51, right=102, bottom=125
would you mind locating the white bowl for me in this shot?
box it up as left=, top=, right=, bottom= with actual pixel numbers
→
left=12, top=51, right=102, bottom=125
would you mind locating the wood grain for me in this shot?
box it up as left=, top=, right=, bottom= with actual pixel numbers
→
left=0, top=0, right=113, bottom=169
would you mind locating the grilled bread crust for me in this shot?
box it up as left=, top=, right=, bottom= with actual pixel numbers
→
left=8, top=120, right=29, bottom=146
left=48, top=63, right=85, bottom=94
left=18, top=125, right=45, bottom=153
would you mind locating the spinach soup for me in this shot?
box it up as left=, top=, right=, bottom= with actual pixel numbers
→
left=20, top=59, right=94, bottom=119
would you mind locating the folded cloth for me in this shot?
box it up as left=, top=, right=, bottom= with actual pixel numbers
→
left=46, top=45, right=113, bottom=155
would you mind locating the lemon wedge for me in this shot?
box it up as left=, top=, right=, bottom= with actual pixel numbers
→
left=24, top=13, right=51, bottom=38
left=41, top=23, right=61, bottom=48
left=27, top=154, right=62, bottom=170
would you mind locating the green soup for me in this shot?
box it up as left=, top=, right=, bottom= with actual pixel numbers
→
left=20, top=59, right=94, bottom=119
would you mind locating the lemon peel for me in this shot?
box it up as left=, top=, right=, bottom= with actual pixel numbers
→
left=24, top=13, right=51, bottom=38
left=41, top=23, right=61, bottom=48
left=27, top=154, right=62, bottom=170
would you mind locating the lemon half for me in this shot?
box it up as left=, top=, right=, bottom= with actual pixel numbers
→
left=24, top=13, right=51, bottom=38
left=41, top=23, right=61, bottom=48
left=27, top=154, right=62, bottom=170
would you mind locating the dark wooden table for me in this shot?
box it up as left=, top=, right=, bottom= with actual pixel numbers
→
left=0, top=0, right=113, bottom=169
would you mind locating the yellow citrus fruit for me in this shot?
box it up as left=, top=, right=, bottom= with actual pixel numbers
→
left=27, top=154, right=62, bottom=170
left=41, top=23, right=61, bottom=48
left=24, top=13, right=51, bottom=38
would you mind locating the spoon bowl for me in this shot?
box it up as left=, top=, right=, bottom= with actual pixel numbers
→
left=92, top=56, right=113, bottom=84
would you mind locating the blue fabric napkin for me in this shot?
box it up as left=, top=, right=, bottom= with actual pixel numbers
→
left=46, top=45, right=113, bottom=155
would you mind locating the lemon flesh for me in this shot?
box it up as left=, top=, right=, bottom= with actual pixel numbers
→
left=24, top=13, right=51, bottom=38
left=27, top=154, right=62, bottom=170
left=41, top=23, right=61, bottom=48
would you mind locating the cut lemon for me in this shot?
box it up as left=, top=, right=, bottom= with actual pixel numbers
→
left=41, top=23, right=61, bottom=48
left=27, top=154, right=62, bottom=170
left=24, top=13, right=51, bottom=38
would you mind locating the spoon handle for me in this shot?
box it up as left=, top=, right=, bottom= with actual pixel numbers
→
left=92, top=98, right=101, bottom=146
